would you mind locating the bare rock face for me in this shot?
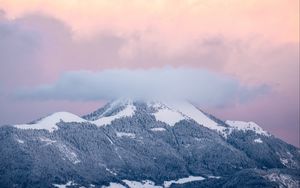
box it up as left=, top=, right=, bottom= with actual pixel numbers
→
left=0, top=100, right=299, bottom=188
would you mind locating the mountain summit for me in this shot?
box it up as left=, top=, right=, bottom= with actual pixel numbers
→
left=1, top=99, right=299, bottom=188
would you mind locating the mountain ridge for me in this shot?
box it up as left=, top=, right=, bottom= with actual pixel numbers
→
left=13, top=99, right=269, bottom=138
left=0, top=99, right=299, bottom=188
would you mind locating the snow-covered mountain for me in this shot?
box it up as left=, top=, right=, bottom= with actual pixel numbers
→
left=12, top=99, right=269, bottom=137
left=0, top=99, right=299, bottom=188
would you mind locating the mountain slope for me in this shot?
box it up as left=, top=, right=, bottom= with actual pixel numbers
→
left=0, top=100, right=299, bottom=188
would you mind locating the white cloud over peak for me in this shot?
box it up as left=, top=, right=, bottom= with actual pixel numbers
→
left=16, top=68, right=269, bottom=106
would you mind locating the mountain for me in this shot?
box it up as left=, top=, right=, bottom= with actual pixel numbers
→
left=0, top=99, right=299, bottom=188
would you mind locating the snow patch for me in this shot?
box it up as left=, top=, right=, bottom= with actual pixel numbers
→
left=194, top=137, right=204, bottom=142
left=93, top=104, right=136, bottom=127
left=16, top=139, right=24, bottom=144
left=123, top=180, right=162, bottom=188
left=106, top=168, right=117, bottom=176
left=163, top=176, right=205, bottom=188
left=39, top=137, right=57, bottom=145
left=116, top=132, right=136, bottom=139
left=102, top=183, right=126, bottom=188
left=254, top=138, right=263, bottom=143
left=56, top=144, right=80, bottom=164
left=280, top=158, right=289, bottom=166
left=167, top=102, right=226, bottom=132
left=153, top=106, right=185, bottom=126
left=225, top=120, right=270, bottom=136
left=38, top=137, right=80, bottom=164
left=53, top=181, right=76, bottom=188
left=276, top=151, right=297, bottom=168
left=14, top=112, right=87, bottom=132
left=265, top=173, right=298, bottom=188
left=150, top=127, right=166, bottom=132
left=104, top=135, right=114, bottom=144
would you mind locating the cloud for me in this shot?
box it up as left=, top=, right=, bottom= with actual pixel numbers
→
left=15, top=68, right=269, bottom=106
left=0, top=12, right=126, bottom=88
left=0, top=13, right=40, bottom=76
left=1, top=12, right=297, bottom=90
left=1, top=0, right=298, bottom=44
left=0, top=3, right=298, bottom=146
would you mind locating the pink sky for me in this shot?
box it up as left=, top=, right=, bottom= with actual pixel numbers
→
left=0, top=0, right=299, bottom=146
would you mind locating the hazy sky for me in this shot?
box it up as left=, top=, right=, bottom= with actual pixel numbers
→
left=0, top=0, right=299, bottom=146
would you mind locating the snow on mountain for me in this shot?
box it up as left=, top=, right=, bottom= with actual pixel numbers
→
left=147, top=101, right=226, bottom=133
left=12, top=100, right=270, bottom=138
left=225, top=120, right=270, bottom=136
left=149, top=102, right=186, bottom=126
left=14, top=112, right=87, bottom=132
left=150, top=127, right=166, bottom=132
left=280, top=158, right=289, bottom=167
left=53, top=181, right=76, bottom=188
left=39, top=137, right=57, bottom=145
left=116, top=132, right=136, bottom=138
left=92, top=103, right=136, bottom=127
left=102, top=176, right=220, bottom=188
left=13, top=100, right=136, bottom=131
left=123, top=180, right=162, bottom=188
left=3, top=99, right=300, bottom=188
left=102, top=177, right=208, bottom=188
left=163, top=176, right=206, bottom=188
left=254, top=138, right=263, bottom=143
left=160, top=101, right=226, bottom=132
left=264, top=173, right=299, bottom=188
left=56, top=143, right=81, bottom=164
left=16, top=139, right=25, bottom=144
left=102, top=180, right=162, bottom=188
left=149, top=101, right=270, bottom=138
left=102, top=182, right=126, bottom=188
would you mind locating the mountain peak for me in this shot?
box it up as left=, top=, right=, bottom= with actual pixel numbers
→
left=14, top=111, right=87, bottom=132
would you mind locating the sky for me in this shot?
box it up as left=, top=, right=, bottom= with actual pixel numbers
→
left=0, top=0, right=299, bottom=146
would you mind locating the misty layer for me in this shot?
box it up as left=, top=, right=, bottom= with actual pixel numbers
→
left=16, top=68, right=269, bottom=106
